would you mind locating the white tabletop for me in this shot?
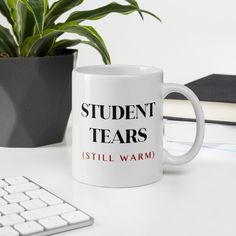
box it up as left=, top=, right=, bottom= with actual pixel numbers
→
left=0, top=126, right=235, bottom=236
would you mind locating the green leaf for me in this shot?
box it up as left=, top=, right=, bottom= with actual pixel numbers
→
left=0, top=1, right=14, bottom=25
left=125, top=0, right=143, bottom=19
left=67, top=2, right=138, bottom=22
left=81, top=41, right=110, bottom=64
left=125, top=0, right=138, bottom=6
left=67, top=2, right=161, bottom=23
left=125, top=0, right=162, bottom=21
left=0, top=25, right=18, bottom=56
left=20, top=29, right=60, bottom=56
left=16, top=3, right=35, bottom=44
left=20, top=0, right=47, bottom=35
left=45, top=0, right=84, bottom=26
left=48, top=39, right=110, bottom=64
left=4, top=0, right=35, bottom=45
left=139, top=9, right=161, bottom=22
left=21, top=22, right=111, bottom=64
left=49, top=39, right=82, bottom=54
left=56, top=22, right=110, bottom=63
left=4, top=0, right=21, bottom=42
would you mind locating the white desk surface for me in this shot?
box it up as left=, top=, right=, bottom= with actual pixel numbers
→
left=0, top=127, right=235, bottom=236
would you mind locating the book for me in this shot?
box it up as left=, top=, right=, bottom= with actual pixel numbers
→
left=164, top=120, right=236, bottom=145
left=164, top=74, right=236, bottom=125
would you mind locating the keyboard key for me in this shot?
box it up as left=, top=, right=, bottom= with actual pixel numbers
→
left=0, top=226, right=19, bottom=236
left=0, top=180, right=8, bottom=188
left=25, top=189, right=48, bottom=199
left=39, top=194, right=62, bottom=206
left=20, top=203, right=75, bottom=221
left=20, top=199, right=47, bottom=210
left=0, top=204, right=25, bottom=215
left=0, top=189, right=8, bottom=197
left=5, top=177, right=29, bottom=186
left=14, top=221, right=44, bottom=235
left=4, top=183, right=39, bottom=194
left=38, top=216, right=67, bottom=230
left=26, top=189, right=62, bottom=205
left=4, top=193, right=29, bottom=203
left=0, top=177, right=93, bottom=236
left=61, top=211, right=90, bottom=224
left=0, top=198, right=7, bottom=206
left=0, top=214, right=25, bottom=226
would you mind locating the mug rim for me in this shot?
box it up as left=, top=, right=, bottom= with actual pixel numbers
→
left=73, top=65, right=163, bottom=78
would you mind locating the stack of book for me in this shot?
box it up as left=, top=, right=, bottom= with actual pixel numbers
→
left=164, top=74, right=236, bottom=151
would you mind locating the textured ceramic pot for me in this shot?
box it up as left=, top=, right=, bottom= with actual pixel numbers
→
left=0, top=49, right=77, bottom=147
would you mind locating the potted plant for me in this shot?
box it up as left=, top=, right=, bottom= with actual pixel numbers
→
left=0, top=0, right=160, bottom=147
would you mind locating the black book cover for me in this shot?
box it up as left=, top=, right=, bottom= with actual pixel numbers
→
left=166, top=74, right=236, bottom=103
left=165, top=74, right=236, bottom=125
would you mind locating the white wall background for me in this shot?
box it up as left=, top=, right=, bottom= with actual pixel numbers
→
left=2, top=0, right=236, bottom=84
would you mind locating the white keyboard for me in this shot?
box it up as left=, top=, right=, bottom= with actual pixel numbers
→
left=0, top=177, right=93, bottom=236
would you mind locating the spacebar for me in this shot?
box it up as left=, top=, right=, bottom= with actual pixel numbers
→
left=20, top=203, right=76, bottom=221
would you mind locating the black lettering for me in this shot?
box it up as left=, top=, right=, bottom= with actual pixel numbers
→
left=112, top=106, right=125, bottom=120
left=125, top=105, right=135, bottom=119
left=126, top=129, right=138, bottom=143
left=81, top=103, right=89, bottom=117
left=138, top=128, right=147, bottom=142
left=136, top=104, right=147, bottom=118
left=149, top=102, right=156, bottom=117
left=111, top=130, right=125, bottom=143
left=100, top=105, right=111, bottom=120
left=101, top=129, right=111, bottom=143
left=89, top=128, right=100, bottom=142
left=91, top=104, right=99, bottom=118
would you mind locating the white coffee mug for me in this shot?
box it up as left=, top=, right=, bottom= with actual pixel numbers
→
left=72, top=65, right=205, bottom=187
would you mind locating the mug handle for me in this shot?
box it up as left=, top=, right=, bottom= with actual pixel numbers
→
left=163, top=83, right=205, bottom=165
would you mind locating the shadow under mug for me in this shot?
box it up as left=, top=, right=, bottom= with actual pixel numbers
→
left=72, top=65, right=205, bottom=187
